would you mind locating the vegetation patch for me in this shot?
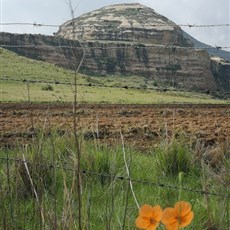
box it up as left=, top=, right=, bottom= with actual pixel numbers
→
left=0, top=132, right=229, bottom=229
left=1, top=48, right=229, bottom=103
left=41, top=84, right=54, bottom=91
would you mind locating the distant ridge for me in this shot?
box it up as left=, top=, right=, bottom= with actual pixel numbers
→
left=183, top=31, right=230, bottom=61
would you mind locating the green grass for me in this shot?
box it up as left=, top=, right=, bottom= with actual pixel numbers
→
left=1, top=48, right=229, bottom=104
left=1, top=47, right=229, bottom=229
left=0, top=132, right=229, bottom=229
left=71, top=86, right=228, bottom=104
left=1, top=80, right=229, bottom=104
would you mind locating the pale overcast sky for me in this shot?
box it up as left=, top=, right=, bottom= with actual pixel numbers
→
left=1, top=0, right=229, bottom=49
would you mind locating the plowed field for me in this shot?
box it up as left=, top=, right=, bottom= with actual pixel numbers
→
left=1, top=103, right=229, bottom=149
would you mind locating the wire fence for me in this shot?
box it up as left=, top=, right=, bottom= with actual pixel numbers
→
left=1, top=21, right=230, bottom=51
left=1, top=18, right=230, bottom=230
left=1, top=22, right=230, bottom=28
left=0, top=77, right=202, bottom=93
left=0, top=156, right=229, bottom=198
left=1, top=43, right=230, bottom=50
left=0, top=22, right=60, bottom=28
left=1, top=35, right=229, bottom=94
left=1, top=102, right=229, bottom=228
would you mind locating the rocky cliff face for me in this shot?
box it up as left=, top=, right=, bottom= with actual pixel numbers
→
left=0, top=32, right=222, bottom=91
left=57, top=3, right=192, bottom=47
left=1, top=3, right=229, bottom=92
left=211, top=57, right=230, bottom=91
left=0, top=32, right=82, bottom=69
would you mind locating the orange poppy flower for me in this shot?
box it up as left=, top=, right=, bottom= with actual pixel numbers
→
left=135, top=204, right=163, bottom=230
left=161, top=201, right=194, bottom=230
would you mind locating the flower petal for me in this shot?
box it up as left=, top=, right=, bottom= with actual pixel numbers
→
left=174, top=201, right=192, bottom=217
left=136, top=216, right=150, bottom=229
left=151, top=205, right=163, bottom=222
left=146, top=223, right=159, bottom=230
left=179, top=211, right=194, bottom=228
left=165, top=221, right=179, bottom=230
left=161, top=208, right=178, bottom=225
left=139, top=204, right=154, bottom=218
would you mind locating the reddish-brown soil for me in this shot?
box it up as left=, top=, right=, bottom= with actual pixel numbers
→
left=1, top=103, right=229, bottom=149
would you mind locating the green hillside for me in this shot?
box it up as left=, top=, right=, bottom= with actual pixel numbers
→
left=0, top=48, right=229, bottom=104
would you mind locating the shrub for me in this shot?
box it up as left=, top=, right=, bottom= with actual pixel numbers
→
left=41, top=84, right=54, bottom=91
left=153, top=141, right=195, bottom=177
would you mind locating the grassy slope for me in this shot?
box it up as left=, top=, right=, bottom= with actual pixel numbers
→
left=0, top=134, right=229, bottom=229
left=1, top=48, right=229, bottom=104
left=1, top=48, right=229, bottom=229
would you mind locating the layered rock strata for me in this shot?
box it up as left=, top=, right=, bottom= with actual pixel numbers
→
left=56, top=3, right=192, bottom=47
left=1, top=3, right=229, bottom=91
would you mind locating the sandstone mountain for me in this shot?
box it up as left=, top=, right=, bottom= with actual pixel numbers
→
left=1, top=3, right=229, bottom=92
left=56, top=3, right=229, bottom=92
left=56, top=3, right=192, bottom=47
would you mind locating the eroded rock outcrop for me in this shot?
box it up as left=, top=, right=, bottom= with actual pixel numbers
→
left=56, top=3, right=192, bottom=46
left=211, top=57, right=230, bottom=91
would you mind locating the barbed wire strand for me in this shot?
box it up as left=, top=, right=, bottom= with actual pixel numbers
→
left=1, top=43, right=229, bottom=51
left=0, top=77, right=208, bottom=94
left=0, top=157, right=229, bottom=198
left=0, top=22, right=229, bottom=51
left=0, top=22, right=230, bottom=28
left=0, top=22, right=59, bottom=28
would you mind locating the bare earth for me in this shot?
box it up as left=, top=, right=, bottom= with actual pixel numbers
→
left=1, top=103, right=229, bottom=149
